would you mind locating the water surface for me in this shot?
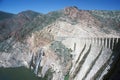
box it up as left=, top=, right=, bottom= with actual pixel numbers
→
left=0, top=67, right=40, bottom=80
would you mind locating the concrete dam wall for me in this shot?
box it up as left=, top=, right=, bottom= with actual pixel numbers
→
left=62, top=37, right=120, bottom=80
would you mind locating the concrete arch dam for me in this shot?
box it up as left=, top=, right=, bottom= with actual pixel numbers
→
left=64, top=37, right=120, bottom=80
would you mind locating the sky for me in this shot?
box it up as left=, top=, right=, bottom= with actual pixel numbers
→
left=0, top=0, right=120, bottom=14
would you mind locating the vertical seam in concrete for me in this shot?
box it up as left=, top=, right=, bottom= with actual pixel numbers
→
left=82, top=47, right=103, bottom=80
left=73, top=44, right=92, bottom=78
left=92, top=54, right=113, bottom=80
left=75, top=44, right=86, bottom=64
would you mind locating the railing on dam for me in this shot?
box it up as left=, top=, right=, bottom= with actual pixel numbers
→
left=56, top=36, right=120, bottom=50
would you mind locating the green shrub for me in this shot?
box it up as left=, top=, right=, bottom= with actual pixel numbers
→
left=50, top=41, right=72, bottom=65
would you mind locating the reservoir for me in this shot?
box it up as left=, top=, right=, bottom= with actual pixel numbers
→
left=0, top=67, right=40, bottom=80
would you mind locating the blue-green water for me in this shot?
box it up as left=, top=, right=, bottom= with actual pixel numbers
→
left=0, top=67, right=40, bottom=80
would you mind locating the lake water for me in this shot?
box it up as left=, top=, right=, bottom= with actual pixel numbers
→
left=0, top=67, right=40, bottom=80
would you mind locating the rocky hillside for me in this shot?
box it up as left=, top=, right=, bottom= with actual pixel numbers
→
left=0, top=6, right=120, bottom=80
left=0, top=11, right=14, bottom=21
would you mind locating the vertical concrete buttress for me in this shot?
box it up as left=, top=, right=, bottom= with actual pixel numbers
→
left=105, top=38, right=108, bottom=48
left=108, top=38, right=111, bottom=49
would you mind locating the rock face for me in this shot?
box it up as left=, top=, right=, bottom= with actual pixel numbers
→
left=64, top=6, right=93, bottom=21
left=0, top=6, right=120, bottom=80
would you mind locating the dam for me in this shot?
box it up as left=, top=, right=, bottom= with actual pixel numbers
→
left=28, top=36, right=120, bottom=80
